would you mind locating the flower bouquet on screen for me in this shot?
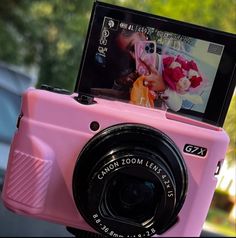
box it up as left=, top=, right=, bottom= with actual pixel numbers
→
left=162, top=54, right=206, bottom=106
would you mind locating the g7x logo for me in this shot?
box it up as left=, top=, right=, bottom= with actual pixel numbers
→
left=184, top=144, right=207, bottom=157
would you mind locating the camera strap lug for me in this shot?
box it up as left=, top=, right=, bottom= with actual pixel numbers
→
left=76, top=94, right=96, bottom=105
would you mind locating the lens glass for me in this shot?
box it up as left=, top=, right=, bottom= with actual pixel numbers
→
left=145, top=45, right=150, bottom=52
left=106, top=172, right=160, bottom=223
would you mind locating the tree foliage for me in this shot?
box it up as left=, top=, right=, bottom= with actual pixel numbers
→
left=0, top=0, right=94, bottom=90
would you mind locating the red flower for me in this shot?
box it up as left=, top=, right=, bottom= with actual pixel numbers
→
left=163, top=68, right=177, bottom=90
left=188, top=60, right=198, bottom=71
left=176, top=55, right=189, bottom=70
left=164, top=67, right=173, bottom=77
left=172, top=67, right=185, bottom=82
left=163, top=56, right=174, bottom=67
left=190, top=76, right=202, bottom=88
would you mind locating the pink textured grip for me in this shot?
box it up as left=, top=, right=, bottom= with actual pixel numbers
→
left=6, top=150, right=52, bottom=209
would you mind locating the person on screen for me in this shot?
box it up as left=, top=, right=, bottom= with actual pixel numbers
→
left=111, top=29, right=183, bottom=111
left=112, top=29, right=205, bottom=111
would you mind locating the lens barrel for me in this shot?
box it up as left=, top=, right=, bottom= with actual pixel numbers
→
left=73, top=123, right=188, bottom=237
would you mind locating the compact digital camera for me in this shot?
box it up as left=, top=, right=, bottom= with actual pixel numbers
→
left=2, top=1, right=236, bottom=237
left=1, top=87, right=230, bottom=237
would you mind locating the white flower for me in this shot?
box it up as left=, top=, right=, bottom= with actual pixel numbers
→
left=176, top=76, right=191, bottom=94
left=188, top=69, right=199, bottom=78
left=169, top=61, right=181, bottom=69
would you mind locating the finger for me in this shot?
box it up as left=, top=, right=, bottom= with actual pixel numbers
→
left=144, top=76, right=156, bottom=83
left=139, top=57, right=157, bottom=73
left=130, top=51, right=135, bottom=60
left=143, top=80, right=149, bottom=86
left=147, top=64, right=157, bottom=74
left=143, top=79, right=155, bottom=89
left=149, top=90, right=157, bottom=99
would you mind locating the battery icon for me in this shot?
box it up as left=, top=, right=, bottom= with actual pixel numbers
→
left=128, top=24, right=135, bottom=31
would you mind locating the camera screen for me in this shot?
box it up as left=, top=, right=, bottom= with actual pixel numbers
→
left=76, top=2, right=236, bottom=126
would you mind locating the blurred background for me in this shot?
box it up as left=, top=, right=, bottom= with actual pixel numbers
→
left=0, top=0, right=235, bottom=236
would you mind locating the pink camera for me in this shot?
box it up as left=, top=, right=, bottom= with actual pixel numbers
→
left=2, top=87, right=229, bottom=237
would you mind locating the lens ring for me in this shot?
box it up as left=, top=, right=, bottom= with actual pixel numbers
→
left=150, top=48, right=154, bottom=53
left=98, top=155, right=176, bottom=226
left=73, top=123, right=188, bottom=237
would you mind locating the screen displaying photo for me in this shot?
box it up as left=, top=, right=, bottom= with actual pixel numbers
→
left=94, top=17, right=224, bottom=114
left=77, top=2, right=236, bottom=126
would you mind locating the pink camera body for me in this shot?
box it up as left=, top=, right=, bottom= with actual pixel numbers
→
left=2, top=88, right=229, bottom=237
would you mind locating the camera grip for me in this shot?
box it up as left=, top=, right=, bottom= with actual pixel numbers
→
left=5, top=150, right=53, bottom=213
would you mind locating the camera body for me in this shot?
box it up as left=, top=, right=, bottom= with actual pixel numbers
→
left=2, top=87, right=229, bottom=237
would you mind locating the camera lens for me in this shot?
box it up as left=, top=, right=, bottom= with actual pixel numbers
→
left=73, top=123, right=188, bottom=237
left=145, top=45, right=150, bottom=52
left=106, top=173, right=159, bottom=223
left=145, top=43, right=155, bottom=54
